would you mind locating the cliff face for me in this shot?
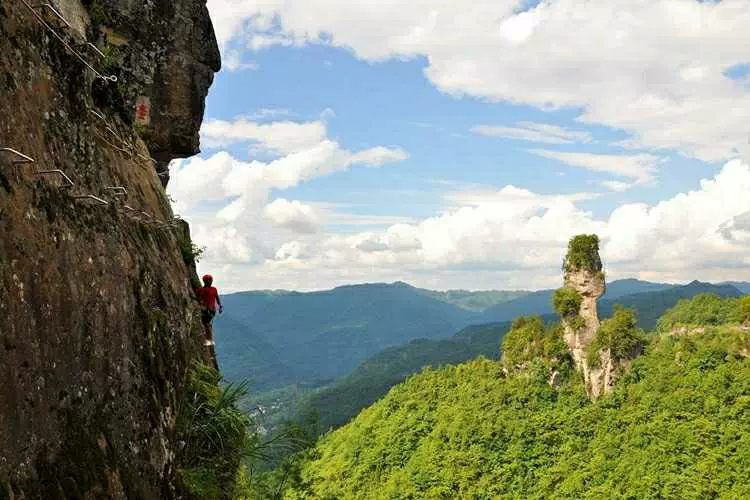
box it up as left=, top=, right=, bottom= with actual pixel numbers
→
left=561, top=267, right=609, bottom=398
left=0, top=0, right=219, bottom=497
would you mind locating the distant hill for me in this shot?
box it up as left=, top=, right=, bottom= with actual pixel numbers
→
left=298, top=322, right=513, bottom=433
left=216, top=282, right=477, bottom=391
left=413, top=286, right=530, bottom=312
left=719, top=281, right=750, bottom=294
left=479, top=278, right=672, bottom=323
left=599, top=280, right=743, bottom=330
left=216, top=279, right=739, bottom=395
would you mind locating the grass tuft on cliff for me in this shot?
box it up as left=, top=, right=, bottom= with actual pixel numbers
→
left=176, top=363, right=257, bottom=499
left=283, top=295, right=750, bottom=499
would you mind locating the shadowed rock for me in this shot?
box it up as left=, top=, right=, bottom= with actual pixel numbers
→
left=0, top=0, right=219, bottom=496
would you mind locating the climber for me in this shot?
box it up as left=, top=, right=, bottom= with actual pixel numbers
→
left=195, top=274, right=223, bottom=346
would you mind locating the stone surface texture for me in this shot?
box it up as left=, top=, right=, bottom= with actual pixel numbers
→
left=561, top=267, right=609, bottom=398
left=0, top=0, right=219, bottom=496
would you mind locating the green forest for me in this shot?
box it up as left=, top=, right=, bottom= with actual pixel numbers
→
left=268, top=294, right=750, bottom=498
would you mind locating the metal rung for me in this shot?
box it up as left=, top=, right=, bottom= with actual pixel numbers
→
left=137, top=153, right=157, bottom=164
left=0, top=148, right=35, bottom=164
left=73, top=194, right=108, bottom=206
left=89, top=109, right=105, bottom=120
left=140, top=211, right=152, bottom=219
left=20, top=0, right=118, bottom=83
left=94, top=131, right=131, bottom=156
left=105, top=186, right=128, bottom=197
left=37, top=169, right=74, bottom=187
left=32, top=2, right=72, bottom=29
left=84, top=42, right=105, bottom=58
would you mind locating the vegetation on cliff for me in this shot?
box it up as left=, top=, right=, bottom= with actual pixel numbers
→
left=500, top=316, right=568, bottom=371
left=562, top=234, right=603, bottom=274
left=656, top=293, right=750, bottom=332
left=282, top=295, right=750, bottom=498
left=552, top=286, right=582, bottom=318
left=586, top=306, right=646, bottom=367
left=176, top=363, right=258, bottom=499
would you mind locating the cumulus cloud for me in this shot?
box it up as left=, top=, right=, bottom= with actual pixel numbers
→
left=200, top=118, right=327, bottom=153
left=184, top=159, right=750, bottom=291
left=223, top=50, right=259, bottom=72
left=472, top=122, right=593, bottom=145
left=207, top=0, right=750, bottom=162
left=264, top=199, right=322, bottom=233
left=169, top=117, right=409, bottom=269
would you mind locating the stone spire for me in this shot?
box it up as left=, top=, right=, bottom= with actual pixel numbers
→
left=555, top=235, right=612, bottom=398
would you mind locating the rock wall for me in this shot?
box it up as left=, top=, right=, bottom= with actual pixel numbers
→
left=0, top=0, right=219, bottom=497
left=560, top=257, right=609, bottom=398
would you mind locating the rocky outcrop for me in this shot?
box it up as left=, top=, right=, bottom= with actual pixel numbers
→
left=0, top=0, right=219, bottom=497
left=560, top=264, right=608, bottom=397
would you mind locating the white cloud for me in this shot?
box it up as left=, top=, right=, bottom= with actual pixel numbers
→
left=264, top=198, right=322, bottom=233
left=200, top=118, right=327, bottom=153
left=472, top=122, right=593, bottom=145
left=530, top=150, right=663, bottom=186
left=599, top=180, right=633, bottom=193
left=223, top=50, right=259, bottom=72
left=207, top=0, right=750, bottom=162
left=320, top=107, right=336, bottom=120
left=169, top=117, right=409, bottom=269
left=184, top=159, right=750, bottom=292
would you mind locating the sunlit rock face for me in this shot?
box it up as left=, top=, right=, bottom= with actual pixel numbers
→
left=0, top=0, right=218, bottom=496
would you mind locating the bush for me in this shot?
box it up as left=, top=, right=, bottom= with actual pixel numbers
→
left=587, top=306, right=646, bottom=366
left=553, top=287, right=582, bottom=318
left=176, top=363, right=257, bottom=499
left=563, top=234, right=602, bottom=274
left=734, top=296, right=750, bottom=325
left=657, top=293, right=750, bottom=332
left=502, top=316, right=568, bottom=370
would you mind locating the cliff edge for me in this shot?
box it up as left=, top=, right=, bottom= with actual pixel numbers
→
left=0, top=0, right=220, bottom=497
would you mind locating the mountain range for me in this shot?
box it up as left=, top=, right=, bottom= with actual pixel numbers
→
left=214, top=279, right=745, bottom=442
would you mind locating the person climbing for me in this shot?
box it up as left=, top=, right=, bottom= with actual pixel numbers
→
left=196, top=274, right=223, bottom=346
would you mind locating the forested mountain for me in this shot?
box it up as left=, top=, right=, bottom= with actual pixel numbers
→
left=599, top=280, right=743, bottom=330
left=297, top=322, right=513, bottom=433
left=216, top=279, right=681, bottom=392
left=216, top=282, right=476, bottom=391
left=282, top=295, right=750, bottom=499
left=293, top=281, right=742, bottom=435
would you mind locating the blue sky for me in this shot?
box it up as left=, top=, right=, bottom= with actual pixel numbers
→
left=205, top=43, right=713, bottom=217
left=169, top=0, right=750, bottom=292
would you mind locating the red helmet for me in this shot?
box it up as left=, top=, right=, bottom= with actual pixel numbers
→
left=202, top=274, right=213, bottom=283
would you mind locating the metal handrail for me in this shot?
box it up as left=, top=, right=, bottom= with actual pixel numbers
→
left=37, top=169, right=74, bottom=187
left=105, top=186, right=128, bottom=195
left=20, top=0, right=117, bottom=82
left=72, top=194, right=109, bottom=206
left=0, top=147, right=35, bottom=163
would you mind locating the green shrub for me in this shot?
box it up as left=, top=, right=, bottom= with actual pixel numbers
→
left=178, top=234, right=205, bottom=267
left=176, top=363, right=257, bottom=499
left=657, top=293, right=749, bottom=332
left=502, top=316, right=567, bottom=370
left=290, top=328, right=750, bottom=499
left=563, top=234, right=602, bottom=274
left=553, top=287, right=582, bottom=318
left=588, top=306, right=646, bottom=366
left=734, top=296, right=750, bottom=325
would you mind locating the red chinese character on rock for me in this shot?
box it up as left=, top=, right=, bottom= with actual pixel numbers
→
left=134, top=96, right=151, bottom=125
left=136, top=103, right=148, bottom=120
